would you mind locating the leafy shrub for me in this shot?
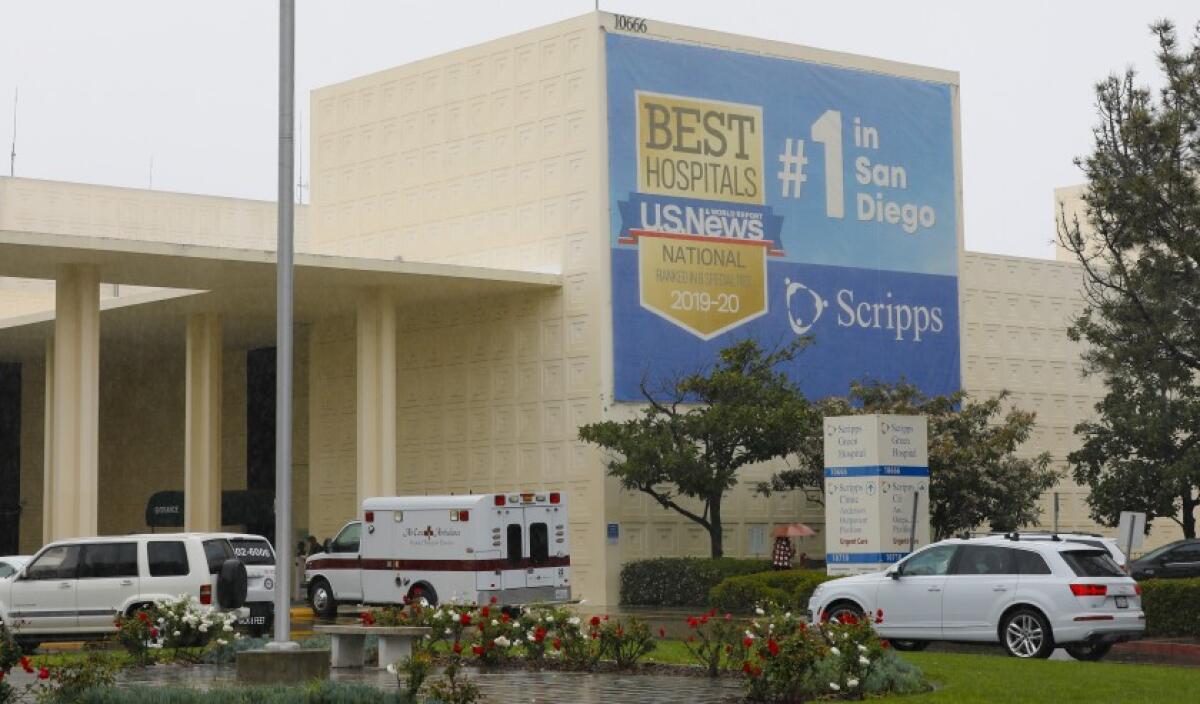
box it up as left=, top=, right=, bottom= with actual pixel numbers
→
left=1141, top=577, right=1200, bottom=638
left=597, top=616, right=656, bottom=669
left=708, top=570, right=836, bottom=614
left=35, top=650, right=118, bottom=704
left=679, top=609, right=748, bottom=677
left=621, top=558, right=769, bottom=607
left=153, top=595, right=240, bottom=653
left=114, top=611, right=157, bottom=665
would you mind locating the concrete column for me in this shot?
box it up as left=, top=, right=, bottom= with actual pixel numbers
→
left=356, top=288, right=396, bottom=504
left=45, top=265, right=100, bottom=541
left=184, top=313, right=222, bottom=531
left=42, top=338, right=54, bottom=543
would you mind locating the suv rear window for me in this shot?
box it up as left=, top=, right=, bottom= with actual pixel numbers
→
left=203, top=539, right=235, bottom=575
left=1061, top=550, right=1124, bottom=577
left=229, top=538, right=275, bottom=566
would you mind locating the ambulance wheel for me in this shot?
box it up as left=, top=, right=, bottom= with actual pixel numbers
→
left=309, top=578, right=338, bottom=620
left=408, top=583, right=437, bottom=607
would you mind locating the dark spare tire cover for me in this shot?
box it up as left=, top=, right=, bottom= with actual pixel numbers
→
left=217, top=558, right=248, bottom=610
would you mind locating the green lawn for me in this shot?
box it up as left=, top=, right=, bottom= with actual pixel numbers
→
left=647, top=641, right=1200, bottom=703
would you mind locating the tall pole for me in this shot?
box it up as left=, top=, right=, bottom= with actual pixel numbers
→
left=271, top=0, right=297, bottom=649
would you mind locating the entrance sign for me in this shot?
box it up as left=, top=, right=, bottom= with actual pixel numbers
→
left=607, top=34, right=961, bottom=402
left=824, top=415, right=929, bottom=575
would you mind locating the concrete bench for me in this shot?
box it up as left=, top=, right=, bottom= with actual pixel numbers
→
left=312, top=625, right=432, bottom=668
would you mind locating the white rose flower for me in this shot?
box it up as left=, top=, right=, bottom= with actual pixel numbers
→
left=433, top=611, right=444, bottom=620
left=858, top=656, right=870, bottom=666
left=568, top=617, right=580, bottom=626
left=445, top=628, right=453, bottom=635
left=494, top=636, right=510, bottom=647
left=755, top=607, right=766, bottom=616
left=829, top=683, right=841, bottom=692
left=491, top=620, right=499, bottom=627
left=857, top=644, right=867, bottom=653
left=173, top=630, right=182, bottom=637
left=830, top=646, right=841, bottom=656
left=199, top=624, right=209, bottom=633
left=744, top=631, right=755, bottom=640
left=419, top=598, right=429, bottom=607
left=216, top=639, right=228, bottom=646
left=224, top=624, right=233, bottom=632
left=386, top=663, right=397, bottom=674
left=847, top=678, right=859, bottom=688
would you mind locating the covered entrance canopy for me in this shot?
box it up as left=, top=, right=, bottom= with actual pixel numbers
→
left=0, top=228, right=561, bottom=544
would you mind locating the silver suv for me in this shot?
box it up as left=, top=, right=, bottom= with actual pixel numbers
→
left=0, top=533, right=248, bottom=651
left=808, top=536, right=1144, bottom=660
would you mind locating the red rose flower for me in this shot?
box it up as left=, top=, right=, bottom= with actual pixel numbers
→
left=767, top=638, right=780, bottom=657
left=500, top=613, right=511, bottom=623
left=472, top=645, right=484, bottom=656
left=461, top=614, right=472, bottom=626
left=481, top=606, right=489, bottom=618
left=687, top=616, right=699, bottom=629
left=699, top=615, right=709, bottom=625
left=151, top=627, right=159, bottom=639
left=752, top=665, right=762, bottom=677
left=20, top=656, right=33, bottom=673
left=875, top=609, right=884, bottom=624
left=881, top=640, right=891, bottom=649
left=138, top=611, right=150, bottom=623
left=0, top=671, right=6, bottom=684
left=553, top=638, right=562, bottom=650
left=38, top=667, right=50, bottom=680
left=743, top=637, right=754, bottom=648
left=742, top=661, right=752, bottom=674
left=490, top=596, right=499, bottom=604
left=590, top=616, right=601, bottom=627
left=453, top=641, right=463, bottom=654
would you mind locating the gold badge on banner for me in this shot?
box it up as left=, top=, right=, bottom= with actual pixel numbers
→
left=634, top=230, right=769, bottom=339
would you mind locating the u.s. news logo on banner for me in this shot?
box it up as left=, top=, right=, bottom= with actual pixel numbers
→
left=606, top=33, right=961, bottom=402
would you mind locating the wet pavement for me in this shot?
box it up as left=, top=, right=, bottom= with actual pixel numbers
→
left=5, top=663, right=743, bottom=703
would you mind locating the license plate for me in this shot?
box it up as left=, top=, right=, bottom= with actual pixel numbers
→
left=1115, top=596, right=1128, bottom=608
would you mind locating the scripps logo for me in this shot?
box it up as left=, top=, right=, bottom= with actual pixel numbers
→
left=785, top=278, right=827, bottom=335
left=785, top=280, right=945, bottom=342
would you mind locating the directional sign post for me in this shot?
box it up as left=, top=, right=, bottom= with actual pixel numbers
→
left=824, top=415, right=929, bottom=575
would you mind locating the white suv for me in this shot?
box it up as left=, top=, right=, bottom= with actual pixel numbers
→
left=807, top=536, right=1144, bottom=660
left=0, top=534, right=249, bottom=651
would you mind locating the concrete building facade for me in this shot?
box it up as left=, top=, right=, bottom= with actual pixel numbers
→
left=0, top=13, right=1181, bottom=606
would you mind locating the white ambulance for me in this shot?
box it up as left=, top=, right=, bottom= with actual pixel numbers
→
left=304, top=492, right=571, bottom=616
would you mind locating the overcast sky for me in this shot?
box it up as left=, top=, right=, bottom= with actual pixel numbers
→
left=2, top=1, right=1197, bottom=259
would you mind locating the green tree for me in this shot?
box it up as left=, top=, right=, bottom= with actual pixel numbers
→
left=760, top=381, right=1057, bottom=540
left=1057, top=21, right=1200, bottom=538
left=578, top=339, right=817, bottom=557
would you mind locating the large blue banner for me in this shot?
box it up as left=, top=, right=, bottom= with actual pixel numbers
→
left=607, top=33, right=960, bottom=401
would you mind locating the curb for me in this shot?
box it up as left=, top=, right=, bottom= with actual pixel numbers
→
left=1112, top=639, right=1200, bottom=666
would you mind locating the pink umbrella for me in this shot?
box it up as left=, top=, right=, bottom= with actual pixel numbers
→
left=772, top=523, right=817, bottom=538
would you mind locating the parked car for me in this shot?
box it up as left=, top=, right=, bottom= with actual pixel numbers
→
left=0, top=534, right=249, bottom=651
left=1129, top=539, right=1200, bottom=580
left=807, top=536, right=1144, bottom=661
left=0, top=556, right=30, bottom=580
left=211, top=533, right=276, bottom=637
left=987, top=532, right=1128, bottom=571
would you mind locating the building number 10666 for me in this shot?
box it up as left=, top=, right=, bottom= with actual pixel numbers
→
left=614, top=15, right=647, bottom=33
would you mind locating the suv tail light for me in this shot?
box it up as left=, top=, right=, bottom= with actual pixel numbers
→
left=1069, top=584, right=1107, bottom=597
left=200, top=584, right=213, bottom=605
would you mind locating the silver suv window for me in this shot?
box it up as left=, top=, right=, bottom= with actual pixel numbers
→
left=26, top=545, right=81, bottom=580
left=900, top=545, right=956, bottom=576
left=1061, top=549, right=1123, bottom=577
left=79, top=542, right=137, bottom=579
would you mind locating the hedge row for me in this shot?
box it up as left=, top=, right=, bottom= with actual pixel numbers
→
left=708, top=569, right=838, bottom=614
left=1141, top=577, right=1200, bottom=638
left=619, top=557, right=770, bottom=607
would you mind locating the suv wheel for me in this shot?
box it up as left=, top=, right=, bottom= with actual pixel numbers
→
left=823, top=601, right=864, bottom=624
left=1002, top=608, right=1054, bottom=658
left=1064, top=642, right=1113, bottom=661
left=309, top=579, right=338, bottom=620
left=890, top=640, right=930, bottom=652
